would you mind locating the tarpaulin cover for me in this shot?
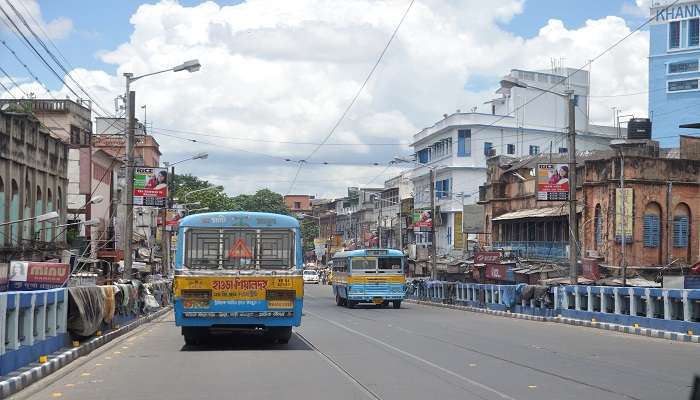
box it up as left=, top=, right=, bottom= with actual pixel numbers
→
left=502, top=284, right=527, bottom=307
left=101, top=285, right=117, bottom=323
left=67, top=286, right=106, bottom=337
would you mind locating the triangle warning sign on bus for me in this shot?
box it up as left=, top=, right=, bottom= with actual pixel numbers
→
left=228, top=239, right=253, bottom=258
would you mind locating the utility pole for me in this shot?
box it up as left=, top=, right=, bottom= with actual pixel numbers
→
left=123, top=81, right=135, bottom=280
left=378, top=200, right=382, bottom=248
left=429, top=168, right=437, bottom=280
left=620, top=153, right=626, bottom=286
left=567, top=90, right=578, bottom=285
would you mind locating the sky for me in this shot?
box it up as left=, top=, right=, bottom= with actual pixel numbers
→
left=0, top=0, right=656, bottom=199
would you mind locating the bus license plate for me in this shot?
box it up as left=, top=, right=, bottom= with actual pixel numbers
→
left=372, top=297, right=384, bottom=305
left=268, top=300, right=294, bottom=309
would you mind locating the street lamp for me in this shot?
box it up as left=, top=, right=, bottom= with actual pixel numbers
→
left=123, top=59, right=201, bottom=279
left=500, top=77, right=579, bottom=285
left=0, top=211, right=59, bottom=227
left=188, top=207, right=210, bottom=214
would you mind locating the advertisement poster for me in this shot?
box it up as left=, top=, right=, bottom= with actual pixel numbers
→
left=536, top=164, right=570, bottom=201
left=615, top=188, right=634, bottom=243
left=8, top=261, right=70, bottom=290
left=412, top=210, right=432, bottom=231
left=133, top=167, right=168, bottom=207
left=166, top=208, right=185, bottom=231
left=474, top=252, right=500, bottom=264
left=0, top=263, right=8, bottom=292
left=454, top=212, right=464, bottom=249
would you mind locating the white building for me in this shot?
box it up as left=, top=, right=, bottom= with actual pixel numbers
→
left=407, top=67, right=618, bottom=256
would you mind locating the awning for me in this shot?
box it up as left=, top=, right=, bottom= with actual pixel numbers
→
left=492, top=205, right=583, bottom=221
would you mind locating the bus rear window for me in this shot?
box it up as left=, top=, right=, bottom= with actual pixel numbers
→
left=378, top=257, right=403, bottom=271
left=351, top=258, right=377, bottom=270
left=184, top=228, right=294, bottom=270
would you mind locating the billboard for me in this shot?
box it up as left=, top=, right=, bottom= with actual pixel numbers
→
left=536, top=163, right=569, bottom=201
left=454, top=212, right=464, bottom=249
left=412, top=210, right=432, bottom=231
left=165, top=208, right=185, bottom=231
left=133, top=167, right=168, bottom=207
left=615, top=188, right=633, bottom=243
left=474, top=252, right=500, bottom=263
left=8, top=261, right=70, bottom=290
left=462, top=204, right=485, bottom=234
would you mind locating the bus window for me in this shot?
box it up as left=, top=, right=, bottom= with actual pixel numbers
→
left=351, top=257, right=377, bottom=271
left=378, top=257, right=403, bottom=271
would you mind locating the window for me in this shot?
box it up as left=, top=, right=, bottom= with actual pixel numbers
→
left=417, top=148, right=430, bottom=164
left=669, top=20, right=681, bottom=49
left=457, top=129, right=471, bottom=157
left=484, top=142, right=493, bottom=157
left=435, top=179, right=450, bottom=199
left=668, top=60, right=699, bottom=74
left=558, top=147, right=568, bottom=154
left=507, top=144, right=515, bottom=155
left=529, top=145, right=540, bottom=155
left=293, top=201, right=301, bottom=209
left=491, top=104, right=496, bottom=115
left=673, top=217, right=689, bottom=247
left=668, top=79, right=699, bottom=92
left=643, top=214, right=660, bottom=248
left=690, top=18, right=700, bottom=47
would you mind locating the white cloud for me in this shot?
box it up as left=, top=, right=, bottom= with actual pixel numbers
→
left=0, top=0, right=73, bottom=39
left=10, top=0, right=650, bottom=198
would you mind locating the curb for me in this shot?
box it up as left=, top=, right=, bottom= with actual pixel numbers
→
left=405, top=299, right=700, bottom=344
left=0, top=306, right=171, bottom=399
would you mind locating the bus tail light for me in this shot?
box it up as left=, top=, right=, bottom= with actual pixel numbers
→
left=267, top=290, right=295, bottom=309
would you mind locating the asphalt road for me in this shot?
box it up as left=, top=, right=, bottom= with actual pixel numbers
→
left=17, top=284, right=700, bottom=400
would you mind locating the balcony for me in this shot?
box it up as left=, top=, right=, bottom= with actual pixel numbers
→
left=493, top=241, right=568, bottom=261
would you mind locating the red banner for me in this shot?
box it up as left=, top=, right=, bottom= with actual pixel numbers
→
left=485, top=264, right=507, bottom=280
left=9, top=261, right=69, bottom=290
left=474, top=252, right=500, bottom=263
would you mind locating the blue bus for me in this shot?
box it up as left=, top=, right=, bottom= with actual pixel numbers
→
left=331, top=249, right=406, bottom=309
left=173, top=212, right=304, bottom=345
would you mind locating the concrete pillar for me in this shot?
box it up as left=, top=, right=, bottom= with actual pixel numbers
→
left=614, top=287, right=622, bottom=315
left=663, top=290, right=672, bottom=320
left=35, top=292, right=46, bottom=342
left=574, top=286, right=582, bottom=311
left=629, top=288, right=637, bottom=317
left=587, top=286, right=594, bottom=312
left=683, top=291, right=691, bottom=322
left=601, top=290, right=609, bottom=314
left=645, top=288, right=654, bottom=318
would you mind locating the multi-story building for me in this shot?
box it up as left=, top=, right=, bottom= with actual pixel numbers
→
left=284, top=195, right=314, bottom=215
left=479, top=136, right=700, bottom=277
left=93, top=117, right=160, bottom=167
left=408, top=67, right=618, bottom=256
left=649, top=1, right=700, bottom=144
left=0, top=108, right=69, bottom=262
left=0, top=99, right=92, bottom=237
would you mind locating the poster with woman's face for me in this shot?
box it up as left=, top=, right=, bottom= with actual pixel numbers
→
left=133, top=167, right=168, bottom=206
left=9, top=261, right=27, bottom=282
left=537, top=163, right=570, bottom=201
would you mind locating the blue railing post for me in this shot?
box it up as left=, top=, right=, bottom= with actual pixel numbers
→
left=35, top=291, right=47, bottom=343
left=663, top=290, right=672, bottom=320
left=683, top=291, right=692, bottom=322
left=587, top=286, right=594, bottom=312
left=613, top=288, right=622, bottom=315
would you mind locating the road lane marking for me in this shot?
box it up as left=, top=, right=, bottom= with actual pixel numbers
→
left=51, top=393, right=62, bottom=397
left=528, top=385, right=537, bottom=389
left=64, top=384, right=75, bottom=388
left=469, top=363, right=477, bottom=367
left=307, top=311, right=518, bottom=400
left=80, top=372, right=90, bottom=377
left=295, top=332, right=383, bottom=400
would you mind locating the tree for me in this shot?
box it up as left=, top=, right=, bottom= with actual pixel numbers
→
left=231, top=189, right=290, bottom=215
left=300, top=219, right=317, bottom=252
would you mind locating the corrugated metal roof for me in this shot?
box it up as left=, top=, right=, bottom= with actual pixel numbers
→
left=492, top=205, right=583, bottom=221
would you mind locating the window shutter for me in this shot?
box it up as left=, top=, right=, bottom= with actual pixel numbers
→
left=643, top=214, right=660, bottom=248
left=673, top=216, right=689, bottom=248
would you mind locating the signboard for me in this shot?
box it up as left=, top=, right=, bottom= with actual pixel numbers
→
left=454, top=212, right=464, bottom=249
left=8, top=261, right=70, bottom=290
left=615, top=188, right=633, bottom=243
left=0, top=263, right=8, bottom=292
left=485, top=264, right=508, bottom=280
left=474, top=252, right=500, bottom=264
left=133, top=167, right=168, bottom=207
left=462, top=204, right=485, bottom=234
left=536, top=164, right=569, bottom=201
left=166, top=208, right=185, bottom=231
left=412, top=210, right=432, bottom=231
left=652, top=3, right=700, bottom=24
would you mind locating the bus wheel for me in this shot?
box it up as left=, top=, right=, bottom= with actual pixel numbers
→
left=392, top=300, right=402, bottom=309
left=182, top=327, right=204, bottom=346
left=380, top=301, right=389, bottom=308
left=346, top=300, right=356, bottom=309
left=335, top=293, right=343, bottom=306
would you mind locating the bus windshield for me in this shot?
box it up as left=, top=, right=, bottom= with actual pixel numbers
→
left=351, top=257, right=377, bottom=271
left=184, top=228, right=294, bottom=270
left=378, top=257, right=403, bottom=271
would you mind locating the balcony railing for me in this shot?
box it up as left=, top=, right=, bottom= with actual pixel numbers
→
left=493, top=241, right=568, bottom=261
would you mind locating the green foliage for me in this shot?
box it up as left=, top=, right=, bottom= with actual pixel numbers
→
left=300, top=219, right=317, bottom=252
left=172, top=174, right=291, bottom=215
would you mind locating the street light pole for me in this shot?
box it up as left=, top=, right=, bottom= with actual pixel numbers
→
left=429, top=168, right=436, bottom=280
left=566, top=89, right=578, bottom=285
left=122, top=59, right=201, bottom=280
